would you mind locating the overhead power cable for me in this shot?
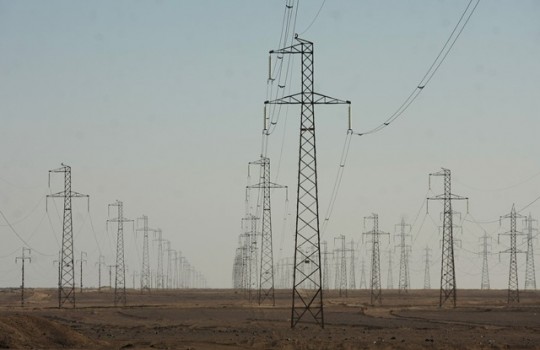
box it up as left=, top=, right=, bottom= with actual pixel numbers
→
left=298, top=0, right=327, bottom=36
left=355, top=0, right=481, bottom=137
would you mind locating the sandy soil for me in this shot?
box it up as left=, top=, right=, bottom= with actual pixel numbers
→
left=0, top=288, right=539, bottom=349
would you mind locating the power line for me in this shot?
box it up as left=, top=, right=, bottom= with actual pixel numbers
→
left=298, top=0, right=327, bottom=35
left=355, top=0, right=481, bottom=137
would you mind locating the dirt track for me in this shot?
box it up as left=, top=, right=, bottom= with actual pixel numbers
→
left=0, top=288, right=539, bottom=349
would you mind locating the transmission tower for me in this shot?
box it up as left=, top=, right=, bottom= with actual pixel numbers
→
left=499, top=204, right=525, bottom=303
left=15, top=247, right=31, bottom=307
left=424, top=246, right=431, bottom=289
left=348, top=240, right=356, bottom=290
left=108, top=265, right=115, bottom=288
left=107, top=200, right=133, bottom=306
left=76, top=251, right=87, bottom=293
left=136, top=215, right=153, bottom=292
left=427, top=168, right=468, bottom=307
left=359, top=258, right=367, bottom=289
left=47, top=164, right=89, bottom=308
left=334, top=235, right=347, bottom=297
left=363, top=213, right=389, bottom=305
left=480, top=232, right=491, bottom=290
left=386, top=250, right=393, bottom=290
left=96, top=255, right=105, bottom=292
left=524, top=214, right=537, bottom=290
left=395, top=218, right=411, bottom=293
left=321, top=241, right=332, bottom=291
left=247, top=157, right=287, bottom=306
left=154, top=229, right=165, bottom=289
left=265, top=36, right=351, bottom=328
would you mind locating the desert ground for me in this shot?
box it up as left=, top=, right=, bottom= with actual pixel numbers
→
left=0, top=287, right=539, bottom=349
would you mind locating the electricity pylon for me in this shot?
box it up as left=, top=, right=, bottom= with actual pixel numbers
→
left=348, top=240, right=356, bottom=290
left=108, top=265, right=115, bottom=287
left=107, top=200, right=133, bottom=306
left=47, top=163, right=89, bottom=308
left=499, top=204, right=525, bottom=303
left=136, top=215, right=154, bottom=292
left=15, top=247, right=31, bottom=307
left=334, top=235, right=347, bottom=297
left=424, top=246, right=431, bottom=289
left=265, top=35, right=351, bottom=328
left=359, top=258, right=367, bottom=289
left=427, top=168, right=468, bottom=307
left=96, top=255, right=105, bottom=292
left=395, top=218, right=411, bottom=293
left=247, top=157, right=287, bottom=306
left=321, top=241, right=332, bottom=291
left=386, top=250, right=393, bottom=290
left=523, top=214, right=537, bottom=290
left=76, top=251, right=87, bottom=293
left=479, top=232, right=491, bottom=290
left=154, top=229, right=165, bottom=289
left=363, top=213, right=389, bottom=305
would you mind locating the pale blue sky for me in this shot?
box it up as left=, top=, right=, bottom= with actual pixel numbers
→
left=1, top=1, right=539, bottom=290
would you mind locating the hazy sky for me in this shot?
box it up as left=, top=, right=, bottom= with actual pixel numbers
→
left=1, top=0, right=539, bottom=290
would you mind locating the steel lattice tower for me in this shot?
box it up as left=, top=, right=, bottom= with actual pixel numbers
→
left=76, top=251, right=87, bottom=293
left=96, top=255, right=105, bottom=292
left=363, top=214, right=389, bottom=305
left=334, top=235, right=347, bottom=297
left=480, top=232, right=491, bottom=290
left=136, top=215, right=152, bottom=292
left=395, top=218, right=411, bottom=293
left=265, top=36, right=350, bottom=328
left=154, top=229, right=165, bottom=289
left=107, top=200, right=133, bottom=306
left=15, top=247, right=31, bottom=307
left=386, top=250, right=393, bottom=290
left=47, top=164, right=89, bottom=308
left=321, top=241, right=331, bottom=291
left=427, top=168, right=468, bottom=307
left=348, top=240, right=356, bottom=290
left=247, top=157, right=287, bottom=306
left=524, top=214, right=537, bottom=290
left=499, top=204, right=525, bottom=303
left=424, top=247, right=431, bottom=289
left=359, top=258, right=367, bottom=289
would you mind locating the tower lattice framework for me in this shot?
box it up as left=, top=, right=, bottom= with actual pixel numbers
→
left=47, top=164, right=89, bottom=308
left=524, top=214, right=537, bottom=290
left=265, top=36, right=350, bottom=328
left=396, top=218, right=411, bottom=293
left=108, top=200, right=133, bottom=306
left=427, top=168, right=468, bottom=307
left=363, top=213, right=389, bottom=305
left=499, top=204, right=525, bottom=303
left=247, top=157, right=287, bottom=306
left=136, top=215, right=153, bottom=292
left=480, top=232, right=491, bottom=290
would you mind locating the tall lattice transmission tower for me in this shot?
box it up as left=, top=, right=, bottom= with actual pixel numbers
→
left=359, top=258, right=367, bottom=289
left=348, top=240, right=356, bottom=290
left=363, top=213, right=389, bottom=305
left=424, top=246, right=431, bottom=289
left=395, top=218, right=411, bottom=293
left=480, top=232, right=491, bottom=290
left=136, top=215, right=154, bottom=292
left=386, top=250, right=393, bottom=290
left=247, top=157, right=287, bottom=306
left=154, top=229, right=165, bottom=289
left=107, top=200, right=133, bottom=306
left=334, top=235, right=347, bottom=297
left=427, top=168, right=468, bottom=307
left=321, top=241, right=332, bottom=291
left=499, top=204, right=525, bottom=303
left=523, top=213, right=537, bottom=290
left=47, top=164, right=89, bottom=308
left=265, top=36, right=351, bottom=328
